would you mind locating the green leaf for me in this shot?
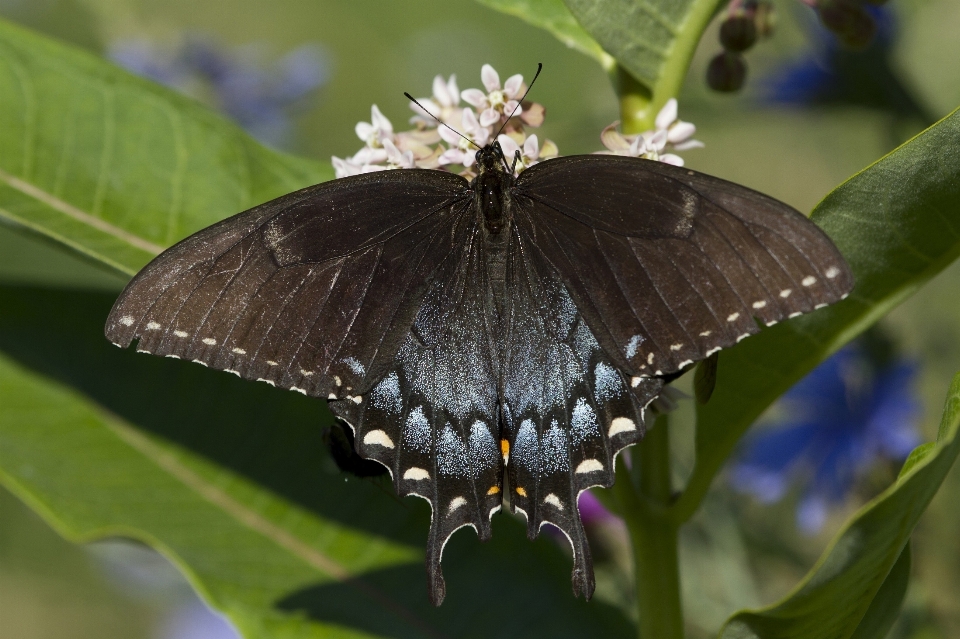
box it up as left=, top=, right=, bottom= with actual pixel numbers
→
left=0, top=17, right=331, bottom=278
left=562, top=0, right=725, bottom=124
left=0, top=285, right=634, bottom=639
left=718, top=373, right=960, bottom=638
left=674, top=106, right=960, bottom=523
left=473, top=0, right=615, bottom=70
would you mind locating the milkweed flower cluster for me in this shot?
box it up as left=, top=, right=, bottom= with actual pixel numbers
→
left=333, top=64, right=557, bottom=179
left=110, top=37, right=327, bottom=148
left=334, top=64, right=703, bottom=179
left=729, top=344, right=922, bottom=533
left=597, top=98, right=704, bottom=166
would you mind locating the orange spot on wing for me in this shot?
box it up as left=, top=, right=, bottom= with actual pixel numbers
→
left=515, top=486, right=527, bottom=497
left=487, top=485, right=500, bottom=495
left=500, top=439, right=510, bottom=459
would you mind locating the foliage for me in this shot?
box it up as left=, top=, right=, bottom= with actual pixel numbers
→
left=0, top=2, right=958, bottom=638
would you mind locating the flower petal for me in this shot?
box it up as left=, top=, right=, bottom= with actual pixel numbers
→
left=370, top=104, right=393, bottom=135
left=497, top=134, right=521, bottom=162
left=481, top=63, right=500, bottom=92
left=503, top=73, right=523, bottom=98
left=355, top=121, right=374, bottom=142
left=479, top=107, right=500, bottom=128
left=460, top=88, right=487, bottom=109
left=439, top=148, right=465, bottom=165
left=539, top=139, right=559, bottom=158
left=503, top=99, right=522, bottom=119
left=600, top=122, right=631, bottom=152
left=438, top=124, right=462, bottom=145
left=671, top=139, right=705, bottom=151
left=519, top=102, right=545, bottom=127
left=446, top=74, right=460, bottom=106
left=655, top=98, right=678, bottom=130
left=408, top=97, right=440, bottom=121
left=523, top=133, right=539, bottom=160
left=659, top=153, right=685, bottom=166
left=666, top=121, right=696, bottom=143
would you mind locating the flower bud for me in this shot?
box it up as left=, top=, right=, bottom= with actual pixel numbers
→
left=720, top=15, right=757, bottom=53
left=707, top=51, right=747, bottom=92
left=753, top=1, right=777, bottom=38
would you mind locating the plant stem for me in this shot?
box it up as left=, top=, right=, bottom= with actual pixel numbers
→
left=615, top=65, right=654, bottom=134
left=615, top=414, right=684, bottom=639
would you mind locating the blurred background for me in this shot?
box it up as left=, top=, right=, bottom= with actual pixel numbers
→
left=0, top=0, right=958, bottom=637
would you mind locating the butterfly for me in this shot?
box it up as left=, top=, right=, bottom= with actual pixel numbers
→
left=105, top=125, right=853, bottom=606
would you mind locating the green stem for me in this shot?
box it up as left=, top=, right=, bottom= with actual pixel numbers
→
left=615, top=414, right=684, bottom=639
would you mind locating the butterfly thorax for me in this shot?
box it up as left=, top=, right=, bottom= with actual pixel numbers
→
left=472, top=144, right=516, bottom=236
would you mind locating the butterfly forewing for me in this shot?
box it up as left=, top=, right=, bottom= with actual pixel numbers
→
left=514, top=156, right=853, bottom=377
left=106, top=170, right=472, bottom=397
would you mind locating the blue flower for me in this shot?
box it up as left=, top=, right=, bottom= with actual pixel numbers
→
left=761, top=6, right=933, bottom=125
left=109, top=36, right=329, bottom=148
left=730, top=344, right=922, bottom=533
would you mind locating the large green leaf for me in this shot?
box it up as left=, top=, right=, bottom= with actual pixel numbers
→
left=0, top=17, right=331, bottom=277
left=718, top=373, right=960, bottom=638
left=561, top=0, right=725, bottom=114
left=674, top=106, right=960, bottom=522
left=0, top=285, right=634, bottom=639
left=472, top=0, right=615, bottom=70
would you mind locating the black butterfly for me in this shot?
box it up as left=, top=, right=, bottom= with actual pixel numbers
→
left=105, top=136, right=852, bottom=606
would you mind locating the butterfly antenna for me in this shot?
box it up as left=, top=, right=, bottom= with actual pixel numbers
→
left=494, top=62, right=542, bottom=140
left=404, top=92, right=480, bottom=150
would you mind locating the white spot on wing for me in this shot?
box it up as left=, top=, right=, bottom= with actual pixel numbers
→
left=752, top=300, right=767, bottom=309
left=120, top=316, right=135, bottom=327
left=826, top=266, right=840, bottom=279
left=699, top=330, right=711, bottom=337
left=363, top=429, right=395, bottom=449
left=191, top=359, right=207, bottom=367
left=814, top=303, right=828, bottom=309
left=678, top=359, right=693, bottom=368
left=802, top=276, right=816, bottom=287
left=225, top=369, right=240, bottom=377
left=544, top=494, right=563, bottom=510
left=727, top=312, right=740, bottom=322
left=300, top=369, right=314, bottom=377
left=267, top=360, right=278, bottom=366
left=625, top=334, right=643, bottom=358
left=146, top=321, right=161, bottom=331
left=370, top=372, right=402, bottom=415
left=232, top=347, right=246, bottom=355
left=571, top=398, right=599, bottom=445
left=765, top=320, right=778, bottom=326
left=201, top=337, right=216, bottom=346
left=608, top=417, right=636, bottom=437
left=648, top=353, right=655, bottom=365
left=576, top=459, right=604, bottom=474
left=351, top=395, right=362, bottom=404
left=670, top=343, right=683, bottom=351
left=291, top=387, right=307, bottom=395
left=706, top=347, right=721, bottom=356
left=256, top=378, right=275, bottom=386
left=788, top=312, right=802, bottom=318
left=343, top=357, right=365, bottom=376
left=594, top=362, right=623, bottom=403
left=736, top=333, right=750, bottom=343
left=327, top=393, right=337, bottom=400
left=404, top=406, right=431, bottom=453
left=780, top=289, right=792, bottom=298
left=448, top=496, right=467, bottom=514
left=173, top=330, right=188, bottom=338
left=404, top=467, right=430, bottom=481
left=631, top=376, right=643, bottom=387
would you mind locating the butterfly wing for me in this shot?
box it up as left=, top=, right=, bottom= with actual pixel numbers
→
left=499, top=223, right=664, bottom=601
left=329, top=211, right=503, bottom=607
left=105, top=170, right=472, bottom=398
left=514, top=155, right=854, bottom=377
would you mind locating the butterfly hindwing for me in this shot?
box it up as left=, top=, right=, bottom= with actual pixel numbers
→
left=330, top=213, right=502, bottom=606
left=500, top=225, right=663, bottom=600
left=515, top=156, right=854, bottom=377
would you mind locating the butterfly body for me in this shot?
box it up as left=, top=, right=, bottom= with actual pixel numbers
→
left=106, top=143, right=853, bottom=606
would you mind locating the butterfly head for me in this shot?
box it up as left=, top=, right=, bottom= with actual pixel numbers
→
left=475, top=142, right=507, bottom=175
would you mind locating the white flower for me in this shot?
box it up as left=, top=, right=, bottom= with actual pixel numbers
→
left=409, top=74, right=462, bottom=126
left=497, top=133, right=558, bottom=175
left=654, top=98, right=703, bottom=152
left=383, top=139, right=415, bottom=169
left=438, top=108, right=491, bottom=168
left=597, top=99, right=702, bottom=166
left=354, top=104, right=394, bottom=149
left=462, top=64, right=524, bottom=128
